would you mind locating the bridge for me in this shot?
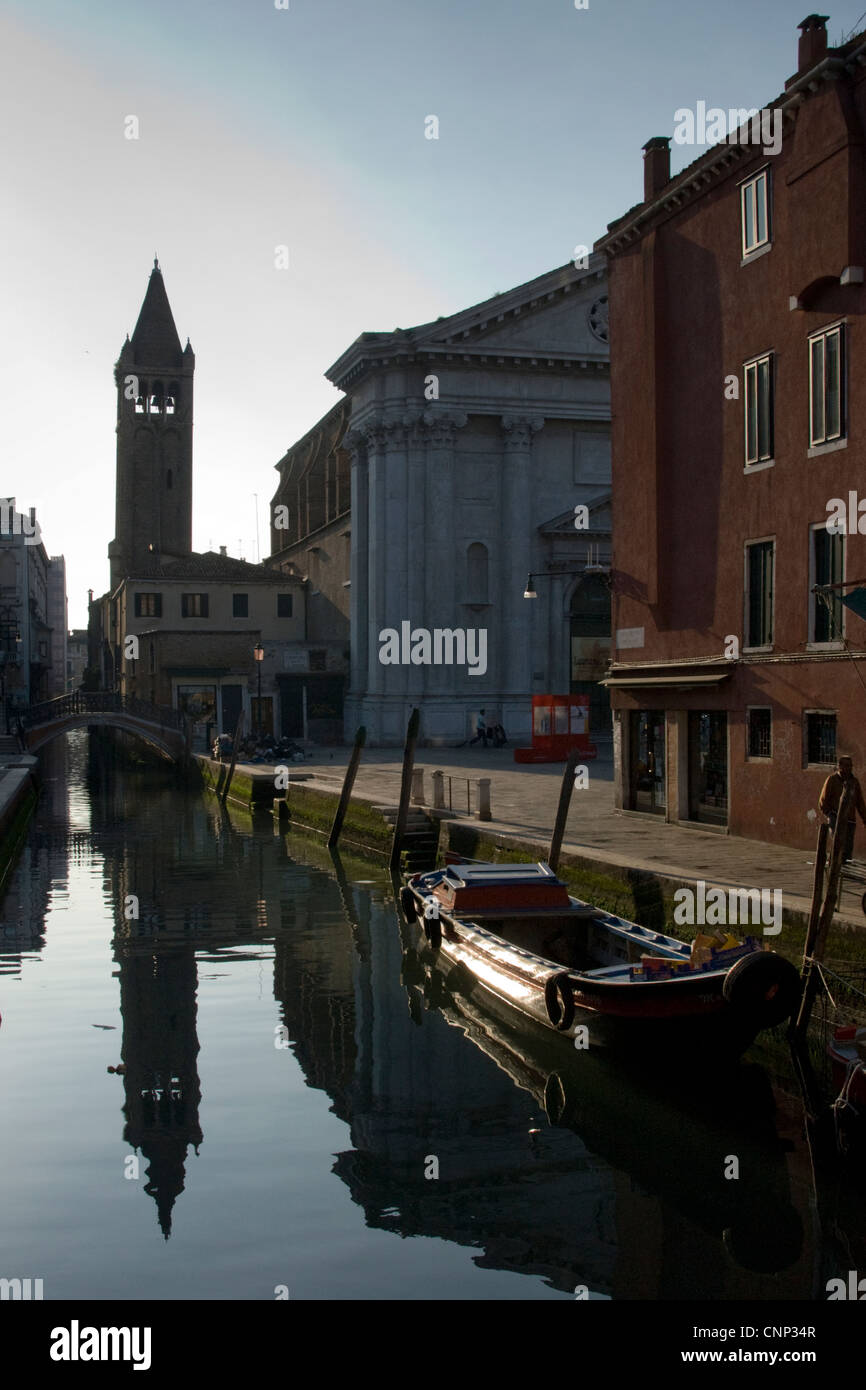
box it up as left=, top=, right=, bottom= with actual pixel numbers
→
left=19, top=692, right=190, bottom=762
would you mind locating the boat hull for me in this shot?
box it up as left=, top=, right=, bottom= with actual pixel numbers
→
left=403, top=870, right=797, bottom=1056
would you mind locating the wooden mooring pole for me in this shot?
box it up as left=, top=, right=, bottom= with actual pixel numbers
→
left=548, top=750, right=582, bottom=874
left=328, top=725, right=366, bottom=849
left=794, top=784, right=854, bottom=1038
left=220, top=709, right=246, bottom=806
left=390, top=708, right=420, bottom=872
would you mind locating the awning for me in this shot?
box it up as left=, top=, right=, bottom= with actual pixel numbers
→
left=601, top=666, right=733, bottom=689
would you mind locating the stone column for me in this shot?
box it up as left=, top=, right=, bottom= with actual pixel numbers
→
left=423, top=411, right=467, bottom=699
left=364, top=419, right=388, bottom=701
left=347, top=430, right=368, bottom=702
left=382, top=419, right=410, bottom=707
left=500, top=415, right=544, bottom=711
left=405, top=414, right=427, bottom=705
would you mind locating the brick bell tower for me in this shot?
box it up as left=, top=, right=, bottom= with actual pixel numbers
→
left=109, top=259, right=194, bottom=589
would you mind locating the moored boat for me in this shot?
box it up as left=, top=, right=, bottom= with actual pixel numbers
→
left=400, top=859, right=800, bottom=1053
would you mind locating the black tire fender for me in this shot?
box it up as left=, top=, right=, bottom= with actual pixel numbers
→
left=544, top=971, right=575, bottom=1032
left=423, top=908, right=442, bottom=950
left=722, top=951, right=800, bottom=1028
left=399, top=887, right=418, bottom=923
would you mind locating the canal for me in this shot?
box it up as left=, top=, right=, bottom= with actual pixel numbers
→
left=1, top=731, right=864, bottom=1301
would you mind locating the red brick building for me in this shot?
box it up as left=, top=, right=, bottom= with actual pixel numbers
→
left=596, top=15, right=866, bottom=850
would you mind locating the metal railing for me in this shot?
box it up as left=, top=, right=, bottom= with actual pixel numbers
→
left=429, top=769, right=491, bottom=821
left=20, top=690, right=185, bottom=733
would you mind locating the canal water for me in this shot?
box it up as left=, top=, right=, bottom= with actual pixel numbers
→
left=1, top=732, right=864, bottom=1301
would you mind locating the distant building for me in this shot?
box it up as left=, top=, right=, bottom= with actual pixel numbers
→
left=596, top=15, right=866, bottom=848
left=0, top=498, right=53, bottom=717
left=92, top=261, right=316, bottom=742
left=47, top=557, right=68, bottom=699
left=66, top=628, right=88, bottom=693
left=269, top=260, right=612, bottom=746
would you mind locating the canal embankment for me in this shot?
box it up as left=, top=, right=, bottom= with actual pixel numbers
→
left=212, top=744, right=866, bottom=956
left=0, top=753, right=40, bottom=896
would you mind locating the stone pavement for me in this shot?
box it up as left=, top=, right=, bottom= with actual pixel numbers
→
left=289, top=741, right=866, bottom=930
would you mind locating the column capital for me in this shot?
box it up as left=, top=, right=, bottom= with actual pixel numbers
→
left=422, top=408, right=468, bottom=447
left=501, top=414, right=545, bottom=449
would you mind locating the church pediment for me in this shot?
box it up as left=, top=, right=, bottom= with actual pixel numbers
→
left=540, top=493, right=611, bottom=535
left=327, top=258, right=609, bottom=389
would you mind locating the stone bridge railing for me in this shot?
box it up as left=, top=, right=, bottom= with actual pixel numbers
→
left=20, top=691, right=186, bottom=734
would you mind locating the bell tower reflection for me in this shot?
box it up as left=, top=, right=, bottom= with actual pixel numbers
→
left=114, top=936, right=203, bottom=1239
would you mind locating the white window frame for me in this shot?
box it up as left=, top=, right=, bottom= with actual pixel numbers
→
left=808, top=522, right=845, bottom=648
left=743, top=352, right=774, bottom=467
left=809, top=323, right=845, bottom=447
left=743, top=536, right=775, bottom=652
left=740, top=168, right=771, bottom=257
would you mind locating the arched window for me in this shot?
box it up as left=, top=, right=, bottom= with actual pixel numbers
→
left=166, top=470, right=173, bottom=490
left=149, top=381, right=164, bottom=414
left=165, top=381, right=179, bottom=415
left=466, top=543, right=489, bottom=604
left=135, top=381, right=148, bottom=414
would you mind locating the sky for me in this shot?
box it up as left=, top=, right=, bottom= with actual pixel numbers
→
left=3, top=0, right=865, bottom=626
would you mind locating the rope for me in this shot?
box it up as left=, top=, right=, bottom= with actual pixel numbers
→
left=832, top=1058, right=866, bottom=1155
left=805, top=959, right=866, bottom=1005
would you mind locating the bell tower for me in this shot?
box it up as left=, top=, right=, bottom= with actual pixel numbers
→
left=109, top=259, right=194, bottom=588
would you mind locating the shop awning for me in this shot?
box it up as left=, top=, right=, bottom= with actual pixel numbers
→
left=601, top=666, right=733, bottom=689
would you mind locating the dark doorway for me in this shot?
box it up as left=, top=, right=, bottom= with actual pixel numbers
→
left=628, top=709, right=666, bottom=814
left=570, top=575, right=611, bottom=734
left=688, top=711, right=728, bottom=826
left=220, top=684, right=243, bottom=735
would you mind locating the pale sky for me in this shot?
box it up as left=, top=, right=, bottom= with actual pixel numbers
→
left=2, top=0, right=862, bottom=626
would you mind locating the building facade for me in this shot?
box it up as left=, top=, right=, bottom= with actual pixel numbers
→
left=66, top=628, right=88, bottom=693
left=0, top=499, right=54, bottom=717
left=270, top=260, right=612, bottom=746
left=596, top=14, right=866, bottom=849
left=101, top=554, right=304, bottom=740
left=47, top=557, right=68, bottom=699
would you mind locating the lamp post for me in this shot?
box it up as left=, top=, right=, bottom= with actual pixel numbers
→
left=253, top=642, right=264, bottom=735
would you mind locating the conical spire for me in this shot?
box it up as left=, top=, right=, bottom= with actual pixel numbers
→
left=130, top=259, right=183, bottom=368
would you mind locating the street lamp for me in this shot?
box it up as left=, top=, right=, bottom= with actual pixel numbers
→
left=253, top=642, right=264, bottom=735
left=524, top=562, right=612, bottom=599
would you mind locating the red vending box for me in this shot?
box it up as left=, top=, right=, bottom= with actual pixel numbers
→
left=514, top=694, right=597, bottom=764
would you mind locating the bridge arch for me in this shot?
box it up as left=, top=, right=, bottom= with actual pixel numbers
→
left=20, top=693, right=189, bottom=765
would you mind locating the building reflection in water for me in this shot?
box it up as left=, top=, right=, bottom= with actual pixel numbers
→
left=35, top=732, right=833, bottom=1293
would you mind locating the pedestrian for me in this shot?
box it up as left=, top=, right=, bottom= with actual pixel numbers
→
left=469, top=708, right=488, bottom=748
left=818, top=755, right=866, bottom=862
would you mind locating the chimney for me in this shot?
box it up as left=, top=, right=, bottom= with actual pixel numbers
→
left=798, top=14, right=829, bottom=72
left=29, top=506, right=36, bottom=528
left=643, top=137, right=671, bottom=202
left=219, top=544, right=227, bottom=556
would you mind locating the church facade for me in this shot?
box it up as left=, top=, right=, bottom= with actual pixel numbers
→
left=269, top=257, right=612, bottom=746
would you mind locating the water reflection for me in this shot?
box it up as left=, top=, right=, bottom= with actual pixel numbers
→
left=0, top=732, right=863, bottom=1299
